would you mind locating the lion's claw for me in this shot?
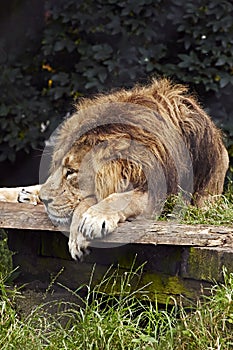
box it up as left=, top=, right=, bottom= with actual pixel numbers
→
left=68, top=227, right=90, bottom=261
left=78, top=206, right=123, bottom=240
left=68, top=240, right=90, bottom=261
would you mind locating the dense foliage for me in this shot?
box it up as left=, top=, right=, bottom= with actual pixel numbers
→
left=0, top=0, right=232, bottom=162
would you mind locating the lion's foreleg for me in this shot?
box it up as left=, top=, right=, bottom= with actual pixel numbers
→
left=78, top=190, right=148, bottom=241
left=68, top=196, right=97, bottom=260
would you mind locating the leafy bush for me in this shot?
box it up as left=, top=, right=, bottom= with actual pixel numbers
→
left=0, top=0, right=232, bottom=162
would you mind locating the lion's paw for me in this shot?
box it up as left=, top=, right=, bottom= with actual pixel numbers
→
left=78, top=206, right=125, bottom=240
left=18, top=188, right=39, bottom=205
left=68, top=232, right=90, bottom=261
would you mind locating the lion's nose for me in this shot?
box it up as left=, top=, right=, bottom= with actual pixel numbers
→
left=41, top=198, right=52, bottom=206
left=39, top=185, right=52, bottom=206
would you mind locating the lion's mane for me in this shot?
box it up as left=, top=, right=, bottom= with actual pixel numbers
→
left=51, top=78, right=228, bottom=208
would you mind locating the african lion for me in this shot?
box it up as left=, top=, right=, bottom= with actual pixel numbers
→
left=38, top=78, right=229, bottom=260
left=0, top=79, right=229, bottom=259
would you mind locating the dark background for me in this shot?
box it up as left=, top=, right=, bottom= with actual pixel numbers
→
left=0, top=0, right=232, bottom=186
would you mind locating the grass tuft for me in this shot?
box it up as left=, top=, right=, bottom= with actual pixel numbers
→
left=181, top=194, right=233, bottom=225
left=1, top=264, right=233, bottom=349
left=160, top=182, right=233, bottom=226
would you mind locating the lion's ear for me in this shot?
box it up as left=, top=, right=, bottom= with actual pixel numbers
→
left=92, top=137, right=131, bottom=166
left=110, top=136, right=131, bottom=152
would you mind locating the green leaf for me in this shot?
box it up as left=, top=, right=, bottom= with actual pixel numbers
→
left=215, top=57, right=226, bottom=66
left=54, top=40, right=65, bottom=52
left=220, top=77, right=230, bottom=88
left=0, top=104, right=10, bottom=117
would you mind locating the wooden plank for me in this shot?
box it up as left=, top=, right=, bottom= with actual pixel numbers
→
left=0, top=202, right=60, bottom=231
left=103, top=220, right=233, bottom=248
left=0, top=202, right=233, bottom=249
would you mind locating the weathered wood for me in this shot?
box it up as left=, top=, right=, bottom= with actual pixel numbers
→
left=102, top=221, right=233, bottom=249
left=0, top=202, right=60, bottom=231
left=1, top=202, right=233, bottom=249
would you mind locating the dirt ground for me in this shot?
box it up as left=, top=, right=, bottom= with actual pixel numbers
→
left=15, top=284, right=84, bottom=318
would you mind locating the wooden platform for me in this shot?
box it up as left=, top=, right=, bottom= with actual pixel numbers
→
left=1, top=202, right=233, bottom=304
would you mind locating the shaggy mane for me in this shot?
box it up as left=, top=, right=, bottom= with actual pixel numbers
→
left=51, top=78, right=228, bottom=205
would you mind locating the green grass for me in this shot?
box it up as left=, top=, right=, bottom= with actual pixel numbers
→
left=181, top=194, right=233, bottom=225
left=0, top=230, right=13, bottom=277
left=1, top=265, right=233, bottom=350
left=160, top=181, right=233, bottom=226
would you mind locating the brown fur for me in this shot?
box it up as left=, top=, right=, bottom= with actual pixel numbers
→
left=39, top=78, right=229, bottom=259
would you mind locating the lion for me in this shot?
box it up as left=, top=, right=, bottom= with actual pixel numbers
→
left=0, top=79, right=228, bottom=259
left=37, top=78, right=229, bottom=260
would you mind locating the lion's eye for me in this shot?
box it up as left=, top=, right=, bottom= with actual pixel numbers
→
left=66, top=168, right=76, bottom=178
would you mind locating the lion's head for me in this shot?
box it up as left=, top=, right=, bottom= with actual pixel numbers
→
left=39, top=78, right=229, bottom=258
